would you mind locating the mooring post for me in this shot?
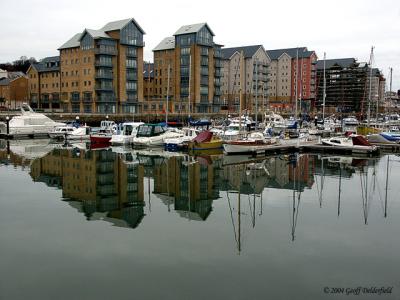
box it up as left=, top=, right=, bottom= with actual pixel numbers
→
left=6, top=116, right=10, bottom=135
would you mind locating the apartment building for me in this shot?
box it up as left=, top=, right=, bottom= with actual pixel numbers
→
left=152, top=23, right=223, bottom=114
left=143, top=62, right=154, bottom=106
left=221, top=45, right=269, bottom=113
left=58, top=18, right=145, bottom=114
left=27, top=56, right=61, bottom=110
left=0, top=71, right=29, bottom=109
left=266, top=47, right=317, bottom=113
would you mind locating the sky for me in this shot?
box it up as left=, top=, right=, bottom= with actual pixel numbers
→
left=0, top=0, right=399, bottom=90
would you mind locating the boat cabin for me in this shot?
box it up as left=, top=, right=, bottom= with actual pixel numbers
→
left=136, top=124, right=166, bottom=137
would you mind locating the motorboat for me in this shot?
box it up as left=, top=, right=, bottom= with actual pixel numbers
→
left=223, top=132, right=278, bottom=155
left=110, top=122, right=144, bottom=145
left=164, top=127, right=200, bottom=151
left=321, top=135, right=378, bottom=153
left=187, top=131, right=223, bottom=152
left=49, top=125, right=91, bottom=141
left=90, top=120, right=117, bottom=145
left=0, top=103, right=65, bottom=138
left=132, top=124, right=183, bottom=147
left=343, top=116, right=359, bottom=126
left=367, top=133, right=400, bottom=144
left=264, top=111, right=287, bottom=133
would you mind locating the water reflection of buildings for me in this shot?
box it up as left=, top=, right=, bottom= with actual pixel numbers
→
left=152, top=155, right=221, bottom=221
left=30, top=148, right=145, bottom=228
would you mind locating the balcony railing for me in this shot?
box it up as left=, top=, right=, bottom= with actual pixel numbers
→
left=95, top=84, right=113, bottom=91
left=94, top=48, right=117, bottom=56
left=95, top=60, right=113, bottom=67
left=126, top=73, right=138, bottom=80
left=201, top=77, right=209, bottom=85
left=126, top=49, right=137, bottom=57
left=95, top=72, right=113, bottom=79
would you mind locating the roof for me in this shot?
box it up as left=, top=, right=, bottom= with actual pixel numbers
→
left=143, top=63, right=154, bottom=79
left=80, top=28, right=111, bottom=40
left=174, top=23, right=215, bottom=36
left=153, top=36, right=175, bottom=51
left=8, top=71, right=27, bottom=80
left=31, top=56, right=60, bottom=73
left=58, top=33, right=81, bottom=50
left=59, top=18, right=145, bottom=50
left=316, top=58, right=356, bottom=69
left=221, top=45, right=263, bottom=60
left=101, top=18, right=145, bottom=34
left=266, top=47, right=314, bottom=60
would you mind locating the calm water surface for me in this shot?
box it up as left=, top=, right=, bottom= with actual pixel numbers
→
left=0, top=139, right=399, bottom=300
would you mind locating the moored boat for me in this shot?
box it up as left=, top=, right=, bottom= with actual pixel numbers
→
left=187, top=131, right=223, bottom=152
left=223, top=132, right=278, bottom=155
left=90, top=120, right=117, bottom=145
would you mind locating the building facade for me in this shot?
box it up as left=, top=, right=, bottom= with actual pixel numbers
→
left=221, top=45, right=269, bottom=113
left=27, top=56, right=61, bottom=110
left=266, top=47, right=317, bottom=113
left=152, top=23, right=223, bottom=114
left=0, top=71, right=29, bottom=109
left=58, top=18, right=145, bottom=114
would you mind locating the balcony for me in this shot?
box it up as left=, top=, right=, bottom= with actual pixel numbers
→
left=126, top=64, right=137, bottom=69
left=95, top=72, right=113, bottom=80
left=200, top=77, right=209, bottom=85
left=200, top=68, right=209, bottom=76
left=95, top=84, right=113, bottom=92
left=214, top=78, right=221, bottom=86
left=215, top=70, right=222, bottom=77
left=200, top=48, right=209, bottom=56
left=94, top=48, right=117, bottom=56
left=126, top=73, right=138, bottom=80
left=126, top=49, right=137, bottom=57
left=95, top=60, right=113, bottom=67
left=215, top=60, right=223, bottom=68
left=214, top=89, right=222, bottom=96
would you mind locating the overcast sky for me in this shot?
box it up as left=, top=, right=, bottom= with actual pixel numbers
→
left=1, top=0, right=399, bottom=90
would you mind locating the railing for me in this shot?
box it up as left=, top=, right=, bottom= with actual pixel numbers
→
left=126, top=73, right=138, bottom=80
left=95, top=60, right=113, bottom=67
left=95, top=84, right=113, bottom=91
left=94, top=48, right=117, bottom=56
left=200, top=77, right=209, bottom=85
left=95, top=72, right=113, bottom=79
left=126, top=49, right=137, bottom=57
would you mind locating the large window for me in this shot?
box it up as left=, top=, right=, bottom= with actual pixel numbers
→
left=121, top=22, right=143, bottom=46
left=197, top=27, right=213, bottom=46
left=176, top=34, right=195, bottom=46
left=126, top=58, right=137, bottom=68
left=126, top=81, right=137, bottom=91
left=81, top=33, right=94, bottom=50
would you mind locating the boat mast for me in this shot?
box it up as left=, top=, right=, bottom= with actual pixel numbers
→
left=367, top=46, right=374, bottom=127
left=239, top=51, right=244, bottom=133
left=166, top=63, right=170, bottom=125
left=323, top=52, right=326, bottom=123
left=188, top=52, right=192, bottom=120
left=255, top=58, right=259, bottom=130
left=295, top=48, right=299, bottom=120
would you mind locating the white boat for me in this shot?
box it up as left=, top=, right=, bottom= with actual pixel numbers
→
left=132, top=124, right=183, bottom=147
left=220, top=123, right=247, bottom=141
left=264, top=111, right=287, bottom=133
left=223, top=132, right=278, bottom=155
left=110, top=122, right=144, bottom=145
left=164, top=127, right=200, bottom=151
left=49, top=125, right=91, bottom=141
left=321, top=135, right=378, bottom=153
left=343, top=116, right=359, bottom=126
left=0, top=103, right=65, bottom=138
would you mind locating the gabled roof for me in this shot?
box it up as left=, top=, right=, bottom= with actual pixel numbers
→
left=174, top=23, right=215, bottom=36
left=30, top=56, right=60, bottom=73
left=58, top=33, right=82, bottom=50
left=8, top=71, right=27, bottom=80
left=80, top=28, right=111, bottom=40
left=266, top=47, right=314, bottom=60
left=153, top=37, right=175, bottom=51
left=101, top=18, right=145, bottom=34
left=316, top=58, right=356, bottom=70
left=221, top=45, right=264, bottom=60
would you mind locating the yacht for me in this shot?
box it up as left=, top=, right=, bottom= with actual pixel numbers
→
left=90, top=120, right=117, bottom=145
left=0, top=104, right=65, bottom=138
left=223, top=132, right=278, bottom=155
left=321, top=135, right=378, bottom=153
left=132, top=124, right=183, bottom=147
left=110, top=122, right=144, bottom=145
left=164, top=127, right=200, bottom=151
left=343, top=116, right=359, bottom=126
left=49, top=125, right=91, bottom=141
